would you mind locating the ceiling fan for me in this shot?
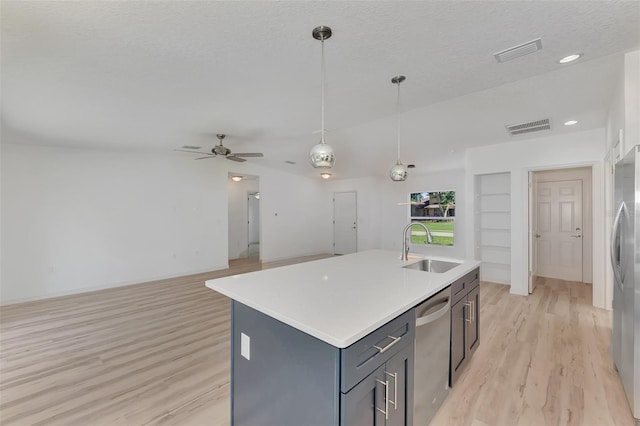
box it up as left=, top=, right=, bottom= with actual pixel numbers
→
left=175, top=134, right=264, bottom=162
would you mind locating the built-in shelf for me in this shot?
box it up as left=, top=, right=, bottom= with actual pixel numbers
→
left=479, top=227, right=510, bottom=232
left=480, top=259, right=511, bottom=266
left=475, top=172, right=512, bottom=285
left=476, top=192, right=511, bottom=197
left=477, top=244, right=511, bottom=250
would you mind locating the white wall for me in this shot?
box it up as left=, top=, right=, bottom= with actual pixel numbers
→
left=256, top=167, right=332, bottom=262
left=466, top=129, right=606, bottom=306
left=377, top=169, right=468, bottom=259
left=228, top=177, right=259, bottom=259
left=326, top=177, right=381, bottom=252
left=1, top=143, right=229, bottom=303
left=623, top=50, right=639, bottom=158
left=327, top=169, right=467, bottom=259
left=1, top=141, right=332, bottom=304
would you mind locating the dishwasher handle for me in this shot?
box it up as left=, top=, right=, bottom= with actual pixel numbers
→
left=416, top=298, right=451, bottom=327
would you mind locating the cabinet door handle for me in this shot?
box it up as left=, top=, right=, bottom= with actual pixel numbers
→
left=373, top=335, right=401, bottom=354
left=375, top=379, right=389, bottom=420
left=385, top=371, right=397, bottom=410
left=464, top=302, right=472, bottom=322
left=470, top=300, right=475, bottom=322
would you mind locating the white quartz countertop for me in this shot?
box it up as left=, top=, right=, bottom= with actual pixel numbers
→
left=205, top=250, right=480, bottom=348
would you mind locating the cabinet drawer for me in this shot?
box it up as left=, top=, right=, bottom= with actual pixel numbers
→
left=451, top=268, right=479, bottom=305
left=340, top=309, right=415, bottom=393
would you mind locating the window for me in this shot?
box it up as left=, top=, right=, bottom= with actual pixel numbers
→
left=409, top=191, right=455, bottom=246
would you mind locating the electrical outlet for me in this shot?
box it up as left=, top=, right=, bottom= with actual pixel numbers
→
left=241, top=333, right=250, bottom=360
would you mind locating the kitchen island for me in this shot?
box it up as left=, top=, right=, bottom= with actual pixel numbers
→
left=206, top=249, right=480, bottom=425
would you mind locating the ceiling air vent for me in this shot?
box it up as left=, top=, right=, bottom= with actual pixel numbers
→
left=494, top=38, right=542, bottom=63
left=505, top=118, right=551, bottom=136
left=181, top=145, right=201, bottom=150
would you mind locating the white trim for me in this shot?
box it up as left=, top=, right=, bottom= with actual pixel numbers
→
left=522, top=161, right=606, bottom=309
left=0, top=264, right=229, bottom=306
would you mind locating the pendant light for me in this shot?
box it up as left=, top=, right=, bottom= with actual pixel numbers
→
left=389, top=75, right=408, bottom=182
left=309, top=26, right=336, bottom=169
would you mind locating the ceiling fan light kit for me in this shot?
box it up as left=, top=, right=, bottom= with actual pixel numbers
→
left=390, top=75, right=408, bottom=182
left=309, top=25, right=336, bottom=169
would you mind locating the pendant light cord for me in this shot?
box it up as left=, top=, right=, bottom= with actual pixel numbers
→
left=321, top=38, right=326, bottom=144
left=396, top=80, right=401, bottom=162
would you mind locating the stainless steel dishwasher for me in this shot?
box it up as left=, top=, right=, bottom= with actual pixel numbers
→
left=413, top=286, right=451, bottom=425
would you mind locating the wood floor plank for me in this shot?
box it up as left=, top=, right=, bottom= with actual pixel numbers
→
left=432, top=277, right=635, bottom=426
left=1, top=265, right=635, bottom=425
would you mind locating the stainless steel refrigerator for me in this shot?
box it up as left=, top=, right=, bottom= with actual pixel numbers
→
left=611, top=144, right=640, bottom=422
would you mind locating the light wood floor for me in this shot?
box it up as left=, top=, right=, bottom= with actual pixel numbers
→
left=432, top=276, right=634, bottom=426
left=0, top=266, right=634, bottom=425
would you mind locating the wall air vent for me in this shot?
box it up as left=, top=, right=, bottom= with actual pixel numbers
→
left=494, top=38, right=542, bottom=63
left=505, top=118, right=551, bottom=136
left=181, top=145, right=201, bottom=150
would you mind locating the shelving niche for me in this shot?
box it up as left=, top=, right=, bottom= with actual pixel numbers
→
left=474, top=172, right=511, bottom=284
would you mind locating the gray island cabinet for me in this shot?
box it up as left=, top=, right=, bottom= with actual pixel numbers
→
left=231, top=302, right=415, bottom=425
left=205, top=250, right=482, bottom=426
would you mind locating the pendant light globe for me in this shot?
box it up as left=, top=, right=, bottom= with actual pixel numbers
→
left=310, top=26, right=336, bottom=169
left=310, top=141, right=335, bottom=168
left=390, top=160, right=408, bottom=181
left=389, top=75, right=407, bottom=182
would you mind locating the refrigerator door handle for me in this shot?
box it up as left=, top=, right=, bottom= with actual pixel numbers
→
left=610, top=201, right=625, bottom=287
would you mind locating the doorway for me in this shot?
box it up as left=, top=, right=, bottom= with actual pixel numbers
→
left=333, top=191, right=357, bottom=255
left=529, top=167, right=592, bottom=293
left=228, top=174, right=260, bottom=262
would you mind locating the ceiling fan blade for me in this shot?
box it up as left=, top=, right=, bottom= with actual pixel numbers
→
left=232, top=153, right=264, bottom=158
left=174, top=149, right=213, bottom=155
left=226, top=156, right=247, bottom=162
left=195, top=155, right=217, bottom=160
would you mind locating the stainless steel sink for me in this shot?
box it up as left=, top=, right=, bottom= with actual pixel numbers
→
left=403, top=259, right=461, bottom=273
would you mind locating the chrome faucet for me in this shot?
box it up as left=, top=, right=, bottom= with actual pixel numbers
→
left=402, top=222, right=433, bottom=261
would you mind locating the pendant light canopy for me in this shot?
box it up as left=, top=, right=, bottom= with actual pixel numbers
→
left=309, top=26, right=336, bottom=169
left=390, top=75, right=408, bottom=182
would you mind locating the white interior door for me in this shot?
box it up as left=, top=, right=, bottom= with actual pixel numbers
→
left=333, top=192, right=357, bottom=255
left=535, top=180, right=583, bottom=281
left=247, top=192, right=260, bottom=257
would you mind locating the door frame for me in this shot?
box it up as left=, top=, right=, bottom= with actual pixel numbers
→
left=332, top=191, right=358, bottom=255
left=247, top=191, right=260, bottom=259
left=525, top=163, right=599, bottom=298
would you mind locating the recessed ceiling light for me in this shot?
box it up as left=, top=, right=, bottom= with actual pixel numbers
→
left=407, top=164, right=416, bottom=169
left=564, top=120, right=578, bottom=126
left=320, top=172, right=332, bottom=179
left=559, top=53, right=582, bottom=64
left=231, top=176, right=243, bottom=182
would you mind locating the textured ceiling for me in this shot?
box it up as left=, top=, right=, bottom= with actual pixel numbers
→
left=1, top=1, right=639, bottom=179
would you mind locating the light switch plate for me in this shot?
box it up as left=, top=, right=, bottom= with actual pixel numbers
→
left=241, top=333, right=250, bottom=360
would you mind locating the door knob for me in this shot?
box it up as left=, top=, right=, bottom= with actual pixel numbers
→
left=570, top=234, right=582, bottom=238
left=535, top=234, right=541, bottom=238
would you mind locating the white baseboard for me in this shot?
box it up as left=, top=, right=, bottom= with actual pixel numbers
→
left=0, top=264, right=229, bottom=306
